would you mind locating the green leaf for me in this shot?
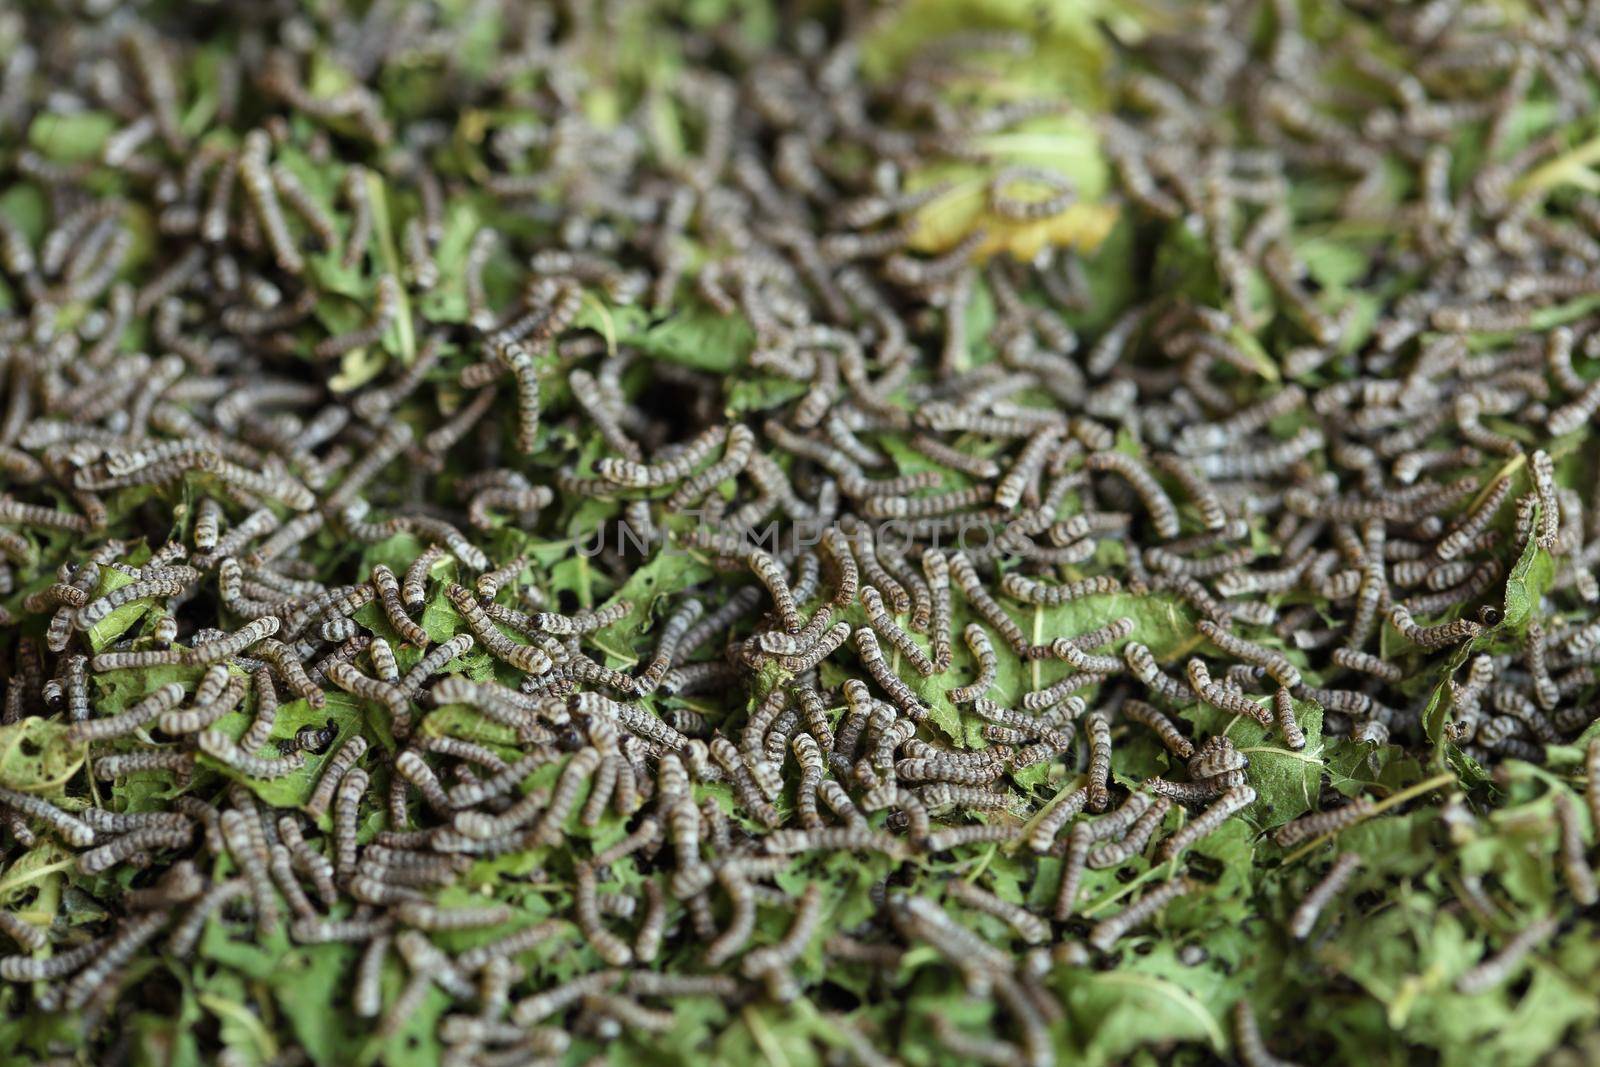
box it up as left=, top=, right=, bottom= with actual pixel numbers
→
left=29, top=111, right=117, bottom=163
left=0, top=718, right=86, bottom=795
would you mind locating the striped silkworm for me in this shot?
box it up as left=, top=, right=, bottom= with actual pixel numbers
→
left=371, top=563, right=429, bottom=646
left=1121, top=699, right=1194, bottom=758
left=1554, top=792, right=1598, bottom=906
left=0, top=786, right=97, bottom=846
left=1273, top=688, right=1306, bottom=750
left=1088, top=795, right=1172, bottom=869
left=1389, top=605, right=1482, bottom=649
left=197, top=728, right=306, bottom=779
left=1085, top=451, right=1181, bottom=539
left=1455, top=918, right=1558, bottom=994
left=305, top=735, right=368, bottom=819
left=1273, top=798, right=1374, bottom=847
left=946, top=623, right=998, bottom=703
left=949, top=553, right=1029, bottom=656
left=1086, top=712, right=1113, bottom=811
left=1195, top=620, right=1301, bottom=688
left=1087, top=876, right=1197, bottom=951
left=1289, top=851, right=1362, bottom=939
left=852, top=628, right=931, bottom=721
left=1185, top=658, right=1272, bottom=725
left=333, top=767, right=369, bottom=878
left=76, top=825, right=194, bottom=875
left=1157, top=785, right=1256, bottom=860
left=1233, top=1000, right=1300, bottom=1067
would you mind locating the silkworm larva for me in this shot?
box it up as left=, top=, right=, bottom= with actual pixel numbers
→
left=353, top=934, right=389, bottom=1018
left=1001, top=572, right=1122, bottom=607
left=1455, top=918, right=1558, bottom=994
left=1555, top=793, right=1598, bottom=907
left=0, top=786, right=97, bottom=846
left=1273, top=688, right=1306, bottom=750
left=1185, top=658, right=1272, bottom=725
left=1087, top=876, right=1197, bottom=951
left=333, top=767, right=369, bottom=879
left=1233, top=999, right=1299, bottom=1067
left=1121, top=699, right=1194, bottom=758
left=1273, top=798, right=1374, bottom=847
left=62, top=911, right=171, bottom=1010
left=1086, top=713, right=1113, bottom=811
left=1289, top=851, right=1362, bottom=939
left=946, top=623, right=999, bottom=703
left=852, top=628, right=932, bottom=721
left=305, top=735, right=368, bottom=819
left=945, top=879, right=1049, bottom=944
left=1157, top=785, right=1256, bottom=860
left=1196, top=619, right=1301, bottom=688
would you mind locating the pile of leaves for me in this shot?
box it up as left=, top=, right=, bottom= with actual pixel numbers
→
left=1, top=1, right=1600, bottom=1064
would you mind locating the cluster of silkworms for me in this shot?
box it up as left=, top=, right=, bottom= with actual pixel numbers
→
left=1, top=1, right=1599, bottom=1064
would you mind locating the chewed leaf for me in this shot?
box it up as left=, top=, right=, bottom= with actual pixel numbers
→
left=0, top=719, right=86, bottom=795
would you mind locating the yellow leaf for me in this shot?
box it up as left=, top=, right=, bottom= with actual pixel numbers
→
left=909, top=188, right=1119, bottom=262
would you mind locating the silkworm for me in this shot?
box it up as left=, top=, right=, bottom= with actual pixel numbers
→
left=1196, top=620, right=1301, bottom=688
left=1026, top=786, right=1091, bottom=854
left=1186, top=658, right=1272, bottom=725
left=1456, top=918, right=1558, bottom=994
left=305, top=735, right=368, bottom=819
left=332, top=766, right=369, bottom=880
left=922, top=550, right=953, bottom=670
left=1526, top=621, right=1559, bottom=711
left=235, top=130, right=302, bottom=273
left=198, top=728, right=306, bottom=779
left=1121, top=699, right=1194, bottom=758
left=1087, top=876, right=1196, bottom=951
left=352, top=934, right=390, bottom=1018
left=1273, top=688, right=1306, bottom=750
left=1085, top=451, right=1181, bottom=539
left=860, top=586, right=935, bottom=676
left=1088, top=796, right=1171, bottom=869
left=763, top=827, right=908, bottom=856
left=598, top=425, right=728, bottom=488
left=1086, top=712, right=1114, bottom=811
left=1330, top=647, right=1403, bottom=683
left=852, top=628, right=931, bottom=721
left=1157, top=785, right=1255, bottom=860
left=62, top=911, right=171, bottom=1010
left=528, top=600, right=631, bottom=636
left=1531, top=450, right=1561, bottom=550
left=946, top=623, right=998, bottom=703
left=1048, top=639, right=1124, bottom=675
left=276, top=817, right=337, bottom=905
left=76, top=576, right=190, bottom=629
left=75, top=824, right=194, bottom=875
left=0, top=786, right=97, bottom=846
left=218, top=808, right=278, bottom=934
left=2, top=920, right=99, bottom=978
left=1289, top=851, right=1362, bottom=939
left=1232, top=1000, right=1301, bottom=1067
left=1554, top=792, right=1598, bottom=906
left=94, top=750, right=196, bottom=779
left=949, top=553, right=1029, bottom=655
left=1273, top=797, right=1374, bottom=847
left=1389, top=605, right=1481, bottom=649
